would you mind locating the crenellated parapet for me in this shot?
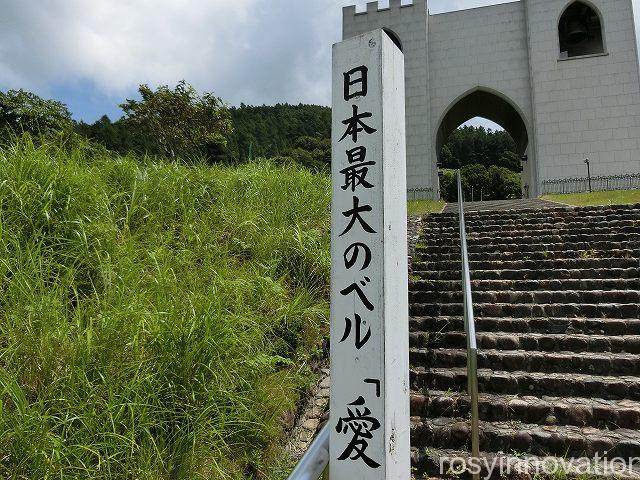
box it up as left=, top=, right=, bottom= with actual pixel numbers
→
left=342, top=1, right=426, bottom=19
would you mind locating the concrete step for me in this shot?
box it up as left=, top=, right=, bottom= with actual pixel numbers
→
left=423, top=212, right=640, bottom=226
left=410, top=447, right=640, bottom=480
left=409, top=316, right=640, bottom=336
left=408, top=202, right=640, bottom=473
left=421, top=213, right=640, bottom=230
left=410, top=348, right=640, bottom=376
left=411, top=367, right=640, bottom=400
left=419, top=226, right=640, bottom=243
left=410, top=331, right=640, bottom=354
left=417, top=232, right=640, bottom=246
left=410, top=391, right=640, bottom=429
left=413, top=267, right=640, bottom=281
left=409, top=278, right=640, bottom=293
left=409, top=301, right=640, bottom=319
left=412, top=257, right=640, bottom=272
left=428, top=202, right=640, bottom=216
left=416, top=239, right=640, bottom=255
left=422, top=220, right=640, bottom=237
left=416, top=248, right=638, bottom=262
left=425, top=203, right=640, bottom=221
left=410, top=417, right=640, bottom=458
left=409, top=289, right=640, bottom=305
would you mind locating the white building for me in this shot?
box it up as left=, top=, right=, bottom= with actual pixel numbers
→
left=343, top=0, right=640, bottom=198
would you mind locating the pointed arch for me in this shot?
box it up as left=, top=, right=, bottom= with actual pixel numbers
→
left=558, top=0, right=606, bottom=58
left=383, top=28, right=403, bottom=52
left=435, top=87, right=530, bottom=159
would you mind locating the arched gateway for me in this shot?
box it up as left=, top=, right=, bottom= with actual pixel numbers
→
left=435, top=88, right=533, bottom=192
left=343, top=0, right=640, bottom=199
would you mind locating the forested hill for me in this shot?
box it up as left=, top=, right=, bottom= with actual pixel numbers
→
left=229, top=103, right=330, bottom=160
left=76, top=102, right=332, bottom=170
left=442, top=125, right=519, bottom=171
left=228, top=106, right=521, bottom=172
left=66, top=80, right=520, bottom=174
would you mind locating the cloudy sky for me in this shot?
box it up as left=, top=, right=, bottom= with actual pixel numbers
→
left=1, top=0, right=638, bottom=124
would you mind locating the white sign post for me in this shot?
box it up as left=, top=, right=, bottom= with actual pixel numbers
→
left=330, top=29, right=410, bottom=479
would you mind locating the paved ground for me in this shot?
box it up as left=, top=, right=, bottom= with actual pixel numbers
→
left=443, top=198, right=562, bottom=213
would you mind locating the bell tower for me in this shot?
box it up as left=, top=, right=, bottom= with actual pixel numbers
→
left=524, top=0, right=640, bottom=187
left=343, top=0, right=640, bottom=198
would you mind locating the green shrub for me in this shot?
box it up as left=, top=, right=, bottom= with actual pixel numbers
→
left=438, top=169, right=458, bottom=202
left=439, top=164, right=523, bottom=201
left=488, top=165, right=522, bottom=199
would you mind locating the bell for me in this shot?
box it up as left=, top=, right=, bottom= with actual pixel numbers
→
left=566, top=17, right=588, bottom=44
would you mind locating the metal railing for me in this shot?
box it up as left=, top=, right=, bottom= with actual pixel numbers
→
left=407, top=186, right=435, bottom=200
left=287, top=423, right=330, bottom=480
left=456, top=171, right=480, bottom=475
left=541, top=172, right=640, bottom=194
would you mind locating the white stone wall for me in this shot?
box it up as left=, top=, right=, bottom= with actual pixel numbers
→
left=526, top=0, right=640, bottom=183
left=428, top=2, right=536, bottom=194
left=342, top=0, right=640, bottom=197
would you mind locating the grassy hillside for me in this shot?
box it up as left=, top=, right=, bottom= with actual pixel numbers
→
left=0, top=138, right=330, bottom=479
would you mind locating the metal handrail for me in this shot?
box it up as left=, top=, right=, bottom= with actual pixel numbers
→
left=457, top=171, right=480, bottom=476
left=287, top=423, right=330, bottom=480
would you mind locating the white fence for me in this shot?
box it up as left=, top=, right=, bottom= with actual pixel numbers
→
left=541, top=173, right=640, bottom=195
left=407, top=187, right=434, bottom=200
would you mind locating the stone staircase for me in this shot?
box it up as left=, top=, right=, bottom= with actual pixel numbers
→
left=408, top=203, right=640, bottom=478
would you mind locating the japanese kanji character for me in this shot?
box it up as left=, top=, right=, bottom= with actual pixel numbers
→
left=339, top=105, right=377, bottom=143
left=343, top=66, right=368, bottom=101
left=340, top=196, right=376, bottom=236
left=336, top=396, right=381, bottom=469
left=340, top=147, right=376, bottom=191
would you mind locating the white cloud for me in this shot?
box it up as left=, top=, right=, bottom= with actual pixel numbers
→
left=0, top=0, right=638, bottom=118
left=0, top=0, right=256, bottom=96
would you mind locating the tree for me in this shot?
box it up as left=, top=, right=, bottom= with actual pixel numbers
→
left=76, top=115, right=142, bottom=153
left=283, top=136, right=331, bottom=171
left=120, top=81, right=233, bottom=160
left=436, top=125, right=524, bottom=201
left=438, top=170, right=458, bottom=202
left=75, top=101, right=333, bottom=169
left=0, top=89, right=72, bottom=138
left=440, top=125, right=519, bottom=172
left=495, top=151, right=521, bottom=171
left=440, top=144, right=458, bottom=169
left=488, top=165, right=522, bottom=199
left=461, top=163, right=490, bottom=201
left=228, top=103, right=331, bottom=161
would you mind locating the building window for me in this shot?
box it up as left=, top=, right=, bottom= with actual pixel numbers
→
left=559, top=2, right=605, bottom=58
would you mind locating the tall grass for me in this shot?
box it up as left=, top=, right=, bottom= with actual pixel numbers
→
left=0, top=137, right=331, bottom=479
